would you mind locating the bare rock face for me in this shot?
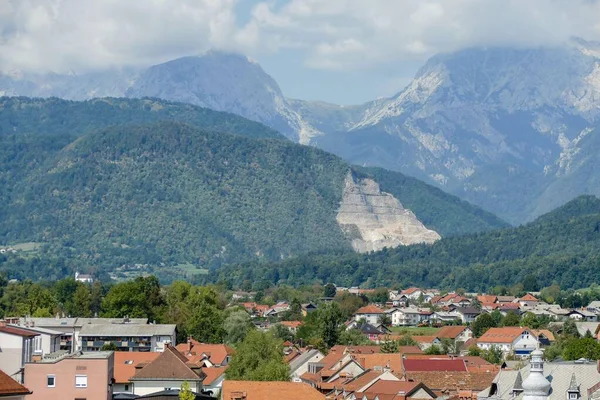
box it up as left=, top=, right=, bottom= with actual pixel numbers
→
left=336, top=173, right=440, bottom=252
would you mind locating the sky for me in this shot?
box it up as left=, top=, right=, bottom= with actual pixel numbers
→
left=1, top=0, right=600, bottom=104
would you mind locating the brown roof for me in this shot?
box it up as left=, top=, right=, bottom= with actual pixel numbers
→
left=477, top=295, right=497, bottom=304
left=0, top=368, right=31, bottom=396
left=401, top=287, right=421, bottom=295
left=175, top=340, right=234, bottom=365
left=405, top=371, right=496, bottom=392
left=355, top=305, right=385, bottom=315
left=399, top=346, right=423, bottom=355
left=412, top=336, right=439, bottom=344
left=477, top=327, right=529, bottom=344
left=403, top=359, right=467, bottom=372
left=280, top=321, right=303, bottom=329
left=330, top=345, right=381, bottom=355
left=131, top=345, right=204, bottom=381
left=531, top=329, right=555, bottom=341
left=202, top=366, right=227, bottom=385
left=436, top=326, right=468, bottom=339
left=354, top=354, right=404, bottom=374
left=326, top=370, right=383, bottom=392
left=519, top=294, right=538, bottom=301
left=114, top=351, right=160, bottom=383
left=222, top=380, right=325, bottom=400
left=0, top=325, right=39, bottom=337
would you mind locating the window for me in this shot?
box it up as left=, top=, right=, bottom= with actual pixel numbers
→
left=570, top=394, right=578, bottom=400
left=47, top=375, right=56, bottom=387
left=75, top=375, right=88, bottom=388
left=124, top=384, right=129, bottom=392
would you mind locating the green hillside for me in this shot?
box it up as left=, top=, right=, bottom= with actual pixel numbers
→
left=0, top=97, right=508, bottom=280
left=212, top=195, right=600, bottom=291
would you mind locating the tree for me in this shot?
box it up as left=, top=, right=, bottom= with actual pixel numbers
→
left=369, top=288, right=389, bottom=304
left=270, top=324, right=294, bottom=342
left=482, top=345, right=503, bottom=364
left=467, top=345, right=481, bottom=356
left=523, top=274, right=539, bottom=292
left=339, top=329, right=370, bottom=346
left=317, top=302, right=344, bottom=348
left=397, top=335, right=417, bottom=346
left=472, top=313, right=497, bottom=337
left=179, top=381, right=195, bottom=400
left=501, top=311, right=521, bottom=327
left=185, top=301, right=225, bottom=344
left=424, top=345, right=444, bottom=355
left=101, top=342, right=118, bottom=351
left=563, top=337, right=600, bottom=360
left=335, top=293, right=367, bottom=319
left=378, top=313, right=392, bottom=327
left=441, top=338, right=457, bottom=355
left=225, top=330, right=290, bottom=381
left=540, top=284, right=561, bottom=304
left=562, top=320, right=581, bottom=339
left=323, top=284, right=336, bottom=298
left=471, top=298, right=482, bottom=310
left=224, top=310, right=253, bottom=345
left=101, top=276, right=164, bottom=321
left=520, top=312, right=540, bottom=329
left=72, top=284, right=92, bottom=317
left=380, top=339, right=399, bottom=353
left=254, top=290, right=264, bottom=303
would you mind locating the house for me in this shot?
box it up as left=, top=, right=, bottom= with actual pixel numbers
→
left=478, top=350, right=600, bottom=400
left=354, top=305, right=385, bottom=325
left=200, top=366, right=227, bottom=398
left=10, top=325, right=61, bottom=360
left=437, top=326, right=472, bottom=343
left=476, top=327, right=538, bottom=357
left=74, top=271, right=93, bottom=283
left=516, top=294, right=539, bottom=307
left=413, top=336, right=442, bottom=351
left=477, top=295, right=498, bottom=304
left=23, top=351, right=114, bottom=400
left=129, top=345, right=205, bottom=396
left=355, top=380, right=437, bottom=400
left=586, top=300, right=600, bottom=315
left=6, top=317, right=149, bottom=352
left=401, top=287, right=423, bottom=300
left=431, top=311, right=461, bottom=324
left=321, top=369, right=399, bottom=398
left=402, top=358, right=468, bottom=373
left=455, top=307, right=481, bottom=324
left=222, top=381, right=325, bottom=400
left=113, top=351, right=160, bottom=394
left=354, top=323, right=386, bottom=341
left=79, top=323, right=176, bottom=352
left=389, top=292, right=409, bottom=307
left=390, top=307, right=422, bottom=326
left=302, top=303, right=318, bottom=316
left=300, top=351, right=365, bottom=390
left=290, top=349, right=325, bottom=381
left=263, top=302, right=290, bottom=318
left=280, top=321, right=303, bottom=334
left=353, top=353, right=404, bottom=375
left=567, top=309, right=598, bottom=322
left=0, top=368, right=31, bottom=399
left=175, top=339, right=234, bottom=366
left=530, top=329, right=555, bottom=347
left=0, top=324, right=39, bottom=382
left=231, top=291, right=256, bottom=301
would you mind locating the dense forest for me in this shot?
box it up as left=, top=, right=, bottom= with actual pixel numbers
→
left=210, top=196, right=600, bottom=291
left=0, top=97, right=508, bottom=280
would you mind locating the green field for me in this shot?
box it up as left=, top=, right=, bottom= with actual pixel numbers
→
left=389, top=326, right=440, bottom=336
left=175, top=264, right=209, bottom=276
left=6, top=242, right=42, bottom=252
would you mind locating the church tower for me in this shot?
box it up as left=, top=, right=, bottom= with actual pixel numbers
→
left=522, top=349, right=551, bottom=400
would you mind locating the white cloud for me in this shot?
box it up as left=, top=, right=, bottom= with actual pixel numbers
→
left=0, top=0, right=242, bottom=72
left=244, top=0, right=600, bottom=70
left=1, top=0, right=599, bottom=74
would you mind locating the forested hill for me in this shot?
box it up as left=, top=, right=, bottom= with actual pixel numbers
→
left=0, top=97, right=508, bottom=280
left=212, top=196, right=600, bottom=291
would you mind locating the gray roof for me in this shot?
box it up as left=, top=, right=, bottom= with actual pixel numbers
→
left=575, top=322, right=600, bottom=337
left=37, top=350, right=113, bottom=363
left=289, top=349, right=323, bottom=373
left=14, top=317, right=148, bottom=328
left=11, top=325, right=63, bottom=336
left=79, top=323, right=176, bottom=337
left=480, top=361, right=600, bottom=400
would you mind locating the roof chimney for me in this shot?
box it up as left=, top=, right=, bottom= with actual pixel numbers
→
left=230, top=391, right=247, bottom=400
left=188, top=336, right=193, bottom=354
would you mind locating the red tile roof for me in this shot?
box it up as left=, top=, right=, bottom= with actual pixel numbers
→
left=0, top=325, right=39, bottom=337
left=477, top=327, right=530, bottom=344
left=223, top=380, right=325, bottom=400
left=330, top=345, right=381, bottom=354
left=280, top=321, right=303, bottom=329
left=403, top=359, right=467, bottom=372
left=355, top=305, right=385, bottom=315
left=398, top=346, right=423, bottom=354
left=520, top=294, right=538, bottom=302
left=477, top=295, right=497, bottom=304
left=114, top=351, right=160, bottom=383
left=353, top=353, right=404, bottom=374
left=175, top=340, right=234, bottom=365
left=436, top=326, right=469, bottom=339
left=0, top=368, right=31, bottom=396
left=401, top=287, right=421, bottom=295
left=202, top=366, right=227, bottom=385
left=362, top=380, right=419, bottom=396
left=131, top=345, right=204, bottom=381
left=412, top=336, right=439, bottom=344
left=405, top=371, right=496, bottom=392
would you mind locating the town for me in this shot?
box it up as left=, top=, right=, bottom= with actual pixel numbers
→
left=1, top=277, right=600, bottom=400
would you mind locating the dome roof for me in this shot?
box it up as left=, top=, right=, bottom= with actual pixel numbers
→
left=522, top=372, right=551, bottom=393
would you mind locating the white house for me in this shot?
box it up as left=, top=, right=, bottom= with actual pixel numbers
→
left=0, top=324, right=39, bottom=383
left=290, top=349, right=325, bottom=381
left=431, top=311, right=461, bottom=323
left=354, top=305, right=385, bottom=325
left=129, top=346, right=204, bottom=396
left=390, top=307, right=421, bottom=326
left=455, top=307, right=481, bottom=324
left=476, top=327, right=539, bottom=357
left=12, top=325, right=61, bottom=359
left=74, top=271, right=93, bottom=283
left=401, top=287, right=423, bottom=300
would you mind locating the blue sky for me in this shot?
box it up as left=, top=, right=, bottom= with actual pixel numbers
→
left=1, top=0, right=600, bottom=104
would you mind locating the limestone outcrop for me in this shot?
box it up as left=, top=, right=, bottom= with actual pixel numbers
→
left=337, top=173, right=440, bottom=252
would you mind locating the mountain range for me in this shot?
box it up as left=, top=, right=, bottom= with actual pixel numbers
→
left=0, top=97, right=506, bottom=280
left=3, top=40, right=600, bottom=224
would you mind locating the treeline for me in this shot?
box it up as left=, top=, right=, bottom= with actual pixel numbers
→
left=209, top=195, right=600, bottom=291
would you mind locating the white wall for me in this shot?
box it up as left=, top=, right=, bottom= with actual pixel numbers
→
left=0, top=333, right=25, bottom=381
left=291, top=352, right=324, bottom=379
left=132, top=380, right=202, bottom=396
